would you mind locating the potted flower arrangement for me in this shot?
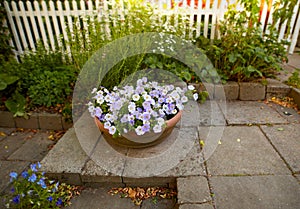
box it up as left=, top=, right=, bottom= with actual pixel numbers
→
left=88, top=77, right=198, bottom=148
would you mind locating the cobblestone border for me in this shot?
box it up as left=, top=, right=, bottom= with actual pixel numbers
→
left=0, top=79, right=299, bottom=130
left=0, top=111, right=72, bottom=130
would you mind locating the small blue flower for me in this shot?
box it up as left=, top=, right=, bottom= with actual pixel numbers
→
left=21, top=171, right=29, bottom=178
left=37, top=162, right=41, bottom=168
left=9, top=172, right=18, bottom=182
left=12, top=195, right=20, bottom=204
left=56, top=198, right=63, bottom=206
left=30, top=164, right=38, bottom=172
left=47, top=196, right=53, bottom=202
left=10, top=187, right=15, bottom=193
left=37, top=179, right=47, bottom=189
left=28, top=173, right=37, bottom=182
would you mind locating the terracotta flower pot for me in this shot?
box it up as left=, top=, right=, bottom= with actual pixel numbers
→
left=94, top=111, right=182, bottom=148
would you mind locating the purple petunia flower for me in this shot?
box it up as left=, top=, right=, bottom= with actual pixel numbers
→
left=141, top=124, right=150, bottom=133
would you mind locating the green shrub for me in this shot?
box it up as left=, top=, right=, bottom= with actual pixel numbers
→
left=285, top=70, right=300, bottom=89
left=0, top=3, right=13, bottom=64
left=195, top=0, right=289, bottom=82
left=0, top=46, right=77, bottom=115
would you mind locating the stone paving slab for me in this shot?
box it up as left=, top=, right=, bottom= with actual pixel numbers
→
left=142, top=198, right=177, bottom=209
left=177, top=176, right=211, bottom=204
left=40, top=128, right=89, bottom=185
left=268, top=103, right=300, bottom=123
left=219, top=101, right=288, bottom=125
left=0, top=132, right=33, bottom=159
left=210, top=175, right=300, bottom=209
left=198, top=101, right=226, bottom=126
left=0, top=128, right=14, bottom=141
left=261, top=124, right=300, bottom=173
left=68, top=187, right=140, bottom=209
left=123, top=128, right=200, bottom=178
left=0, top=160, right=29, bottom=193
left=295, top=175, right=300, bottom=182
left=205, top=126, right=290, bottom=175
left=8, top=132, right=54, bottom=161
left=179, top=203, right=214, bottom=209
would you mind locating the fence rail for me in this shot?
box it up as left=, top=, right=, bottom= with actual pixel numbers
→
left=3, top=0, right=300, bottom=57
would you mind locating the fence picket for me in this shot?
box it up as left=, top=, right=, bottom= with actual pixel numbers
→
left=203, top=0, right=210, bottom=37
left=57, top=1, right=71, bottom=57
left=41, top=1, right=56, bottom=51
left=26, top=1, right=40, bottom=47
left=12, top=1, right=28, bottom=51
left=3, top=0, right=300, bottom=56
left=49, top=1, right=63, bottom=49
left=19, top=1, right=35, bottom=51
left=34, top=1, right=49, bottom=50
left=210, top=0, right=219, bottom=39
left=289, top=9, right=300, bottom=53
left=4, top=1, right=23, bottom=55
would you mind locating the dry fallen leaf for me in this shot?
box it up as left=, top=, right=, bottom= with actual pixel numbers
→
left=108, top=186, right=177, bottom=206
left=0, top=132, right=6, bottom=137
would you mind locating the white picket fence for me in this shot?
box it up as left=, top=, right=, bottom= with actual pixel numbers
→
left=3, top=0, right=300, bottom=57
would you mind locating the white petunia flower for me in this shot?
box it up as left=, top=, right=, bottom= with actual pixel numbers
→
left=153, top=124, right=162, bottom=133
left=132, top=94, right=140, bottom=101
left=193, top=93, right=199, bottom=101
left=188, top=85, right=195, bottom=90
left=109, top=126, right=116, bottom=135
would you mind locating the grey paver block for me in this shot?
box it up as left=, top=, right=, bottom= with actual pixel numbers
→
left=261, top=124, right=300, bottom=173
left=289, top=87, right=300, bottom=109
left=62, top=117, right=73, bottom=130
left=199, top=101, right=226, bottom=126
left=0, top=160, right=29, bottom=193
left=215, top=82, right=239, bottom=100
left=199, top=83, right=215, bottom=100
left=179, top=203, right=214, bottom=209
left=205, top=126, right=290, bottom=175
left=81, top=160, right=123, bottom=186
left=266, top=79, right=291, bottom=98
left=69, top=187, right=139, bottom=209
left=8, top=132, right=54, bottom=161
left=15, top=113, right=39, bottom=129
left=220, top=101, right=288, bottom=125
left=123, top=177, right=172, bottom=188
left=0, top=111, right=15, bottom=128
left=142, top=198, right=177, bottom=209
left=177, top=176, right=211, bottom=204
left=40, top=128, right=88, bottom=184
left=39, top=113, right=62, bottom=130
left=239, top=82, right=266, bottom=100
left=210, top=175, right=300, bottom=209
left=0, top=132, right=32, bottom=159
